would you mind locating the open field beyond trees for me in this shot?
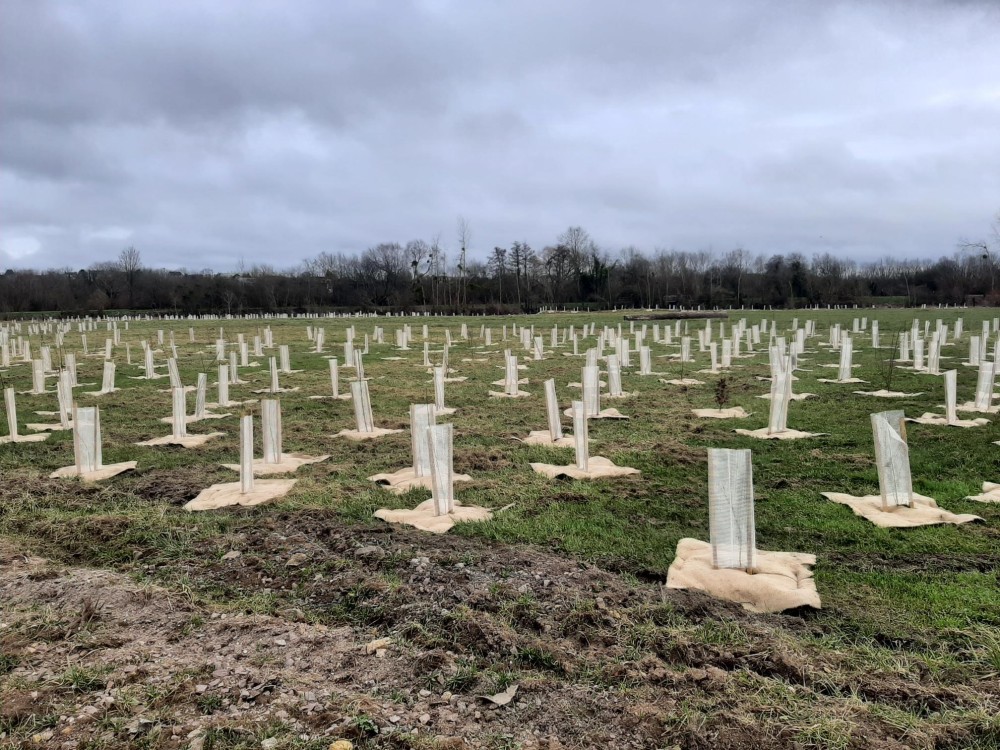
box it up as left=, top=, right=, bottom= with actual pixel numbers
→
left=1, top=309, right=999, bottom=750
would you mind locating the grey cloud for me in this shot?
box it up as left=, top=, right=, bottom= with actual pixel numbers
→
left=1, top=0, right=998, bottom=271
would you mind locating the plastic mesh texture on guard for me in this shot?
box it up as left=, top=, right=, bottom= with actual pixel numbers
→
left=870, top=410, right=912, bottom=509
left=708, top=448, right=756, bottom=570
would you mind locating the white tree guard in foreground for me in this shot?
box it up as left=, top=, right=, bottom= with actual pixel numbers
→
left=1, top=387, right=49, bottom=444
left=546, top=379, right=564, bottom=442
left=821, top=409, right=982, bottom=526
left=708, top=448, right=756, bottom=571
left=573, top=400, right=589, bottom=471
left=186, top=414, right=297, bottom=511
left=374, top=422, right=492, bottom=533
left=667, top=447, right=819, bottom=613
left=368, top=404, right=472, bottom=493
left=871, top=410, right=912, bottom=510
left=50, top=405, right=136, bottom=481
left=428, top=423, right=455, bottom=516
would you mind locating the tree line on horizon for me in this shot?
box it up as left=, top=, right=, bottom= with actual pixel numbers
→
left=0, top=224, right=996, bottom=316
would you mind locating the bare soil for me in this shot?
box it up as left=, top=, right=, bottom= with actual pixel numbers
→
left=3, top=511, right=994, bottom=749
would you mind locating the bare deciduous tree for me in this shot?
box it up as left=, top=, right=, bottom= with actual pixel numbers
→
left=488, top=246, right=507, bottom=306
left=118, top=246, right=142, bottom=305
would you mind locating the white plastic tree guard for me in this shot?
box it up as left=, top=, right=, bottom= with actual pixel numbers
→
left=821, top=409, right=982, bottom=526
left=186, top=414, right=297, bottom=511
left=429, top=423, right=455, bottom=515
left=768, top=368, right=792, bottom=434
left=582, top=365, right=600, bottom=416
left=86, top=361, right=117, bottom=396
left=138, top=388, right=223, bottom=447
left=220, top=396, right=328, bottom=472
left=412, top=404, right=437, bottom=478
left=968, top=336, right=980, bottom=366
left=216, top=364, right=231, bottom=406
left=1, top=387, right=49, bottom=444
left=335, top=380, right=403, bottom=440
left=708, top=448, right=756, bottom=571
left=639, top=346, right=652, bottom=376
left=534, top=400, right=638, bottom=479
left=944, top=369, right=959, bottom=424
left=605, top=355, right=632, bottom=398
left=309, top=357, right=352, bottom=401
left=172, top=387, right=188, bottom=439
left=565, top=365, right=629, bottom=419
left=573, top=400, right=589, bottom=471
left=279, top=345, right=291, bottom=373
left=329, top=358, right=341, bottom=398
left=433, top=366, right=456, bottom=415
left=50, top=405, right=136, bottom=481
left=927, top=333, right=941, bottom=375
left=64, top=353, right=78, bottom=387
left=898, top=332, right=911, bottom=362
left=737, top=363, right=822, bottom=439
left=26, top=372, right=73, bottom=432
left=666, top=447, right=820, bottom=613
left=141, top=346, right=162, bottom=380
left=522, top=379, right=573, bottom=447
left=167, top=357, right=183, bottom=390
left=373, top=421, right=491, bottom=533
left=817, top=336, right=865, bottom=384
left=958, top=361, right=998, bottom=413
left=353, top=380, right=373, bottom=433
left=838, top=338, right=853, bottom=381
left=194, top=373, right=208, bottom=418
left=868, top=410, right=913, bottom=510
left=909, top=370, right=990, bottom=427
left=546, top=379, right=566, bottom=442
left=489, top=354, right=530, bottom=398
left=27, top=359, right=47, bottom=394
left=262, top=398, right=282, bottom=463
left=913, top=338, right=925, bottom=371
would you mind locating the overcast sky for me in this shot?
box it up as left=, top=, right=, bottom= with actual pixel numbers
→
left=2, top=0, right=998, bottom=272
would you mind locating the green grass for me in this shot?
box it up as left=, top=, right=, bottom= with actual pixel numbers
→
left=2, top=308, right=999, bottom=747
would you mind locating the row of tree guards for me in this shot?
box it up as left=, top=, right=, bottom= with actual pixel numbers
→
left=1, top=312, right=998, bottom=613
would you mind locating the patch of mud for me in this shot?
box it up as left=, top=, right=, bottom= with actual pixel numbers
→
left=126, top=466, right=226, bottom=506
left=3, top=514, right=995, bottom=749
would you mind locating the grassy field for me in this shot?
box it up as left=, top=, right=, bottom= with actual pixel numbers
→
left=1, top=309, right=998, bottom=750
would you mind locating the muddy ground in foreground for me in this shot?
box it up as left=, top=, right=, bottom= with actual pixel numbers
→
left=2, top=508, right=995, bottom=750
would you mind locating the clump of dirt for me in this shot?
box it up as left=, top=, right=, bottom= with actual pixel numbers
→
left=651, top=439, right=706, bottom=466
left=126, top=466, right=222, bottom=505
left=453, top=447, right=514, bottom=473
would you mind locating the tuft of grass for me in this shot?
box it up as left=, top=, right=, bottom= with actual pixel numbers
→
left=58, top=664, right=109, bottom=693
